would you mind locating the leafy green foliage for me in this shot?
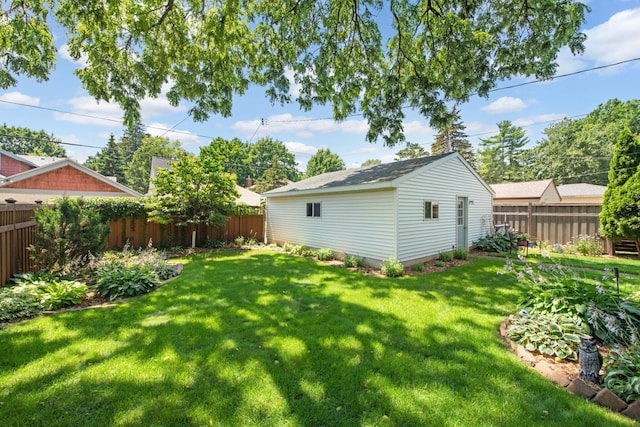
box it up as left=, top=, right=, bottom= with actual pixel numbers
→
left=31, top=197, right=111, bottom=272
left=282, top=242, right=294, bottom=253
left=506, top=312, right=588, bottom=360
left=0, top=273, right=88, bottom=321
left=381, top=258, right=404, bottom=277
left=439, top=251, right=454, bottom=262
left=394, top=142, right=429, bottom=160
left=503, top=260, right=640, bottom=347
left=8, top=2, right=587, bottom=146
left=315, top=248, right=334, bottom=261
left=361, top=159, right=381, bottom=167
left=412, top=263, right=424, bottom=272
left=95, top=262, right=159, bottom=301
left=149, top=153, right=238, bottom=227
left=290, top=245, right=315, bottom=257
left=473, top=233, right=515, bottom=252
left=203, top=238, right=226, bottom=249
left=604, top=345, right=640, bottom=403
left=84, top=197, right=148, bottom=221
left=453, top=249, right=469, bottom=260
left=343, top=255, right=364, bottom=268
left=125, top=136, right=184, bottom=194
left=573, top=235, right=604, bottom=256
left=0, top=124, right=66, bottom=156
left=305, top=149, right=345, bottom=177
left=477, top=121, right=529, bottom=183
left=252, top=155, right=291, bottom=194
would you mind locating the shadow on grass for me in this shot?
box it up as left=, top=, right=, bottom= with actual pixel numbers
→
left=0, top=251, right=633, bottom=426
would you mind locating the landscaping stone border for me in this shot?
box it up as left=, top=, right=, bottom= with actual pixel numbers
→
left=500, top=317, right=640, bottom=422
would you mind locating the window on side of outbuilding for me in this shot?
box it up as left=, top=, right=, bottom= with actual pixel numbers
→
left=424, top=201, right=439, bottom=220
left=306, top=202, right=321, bottom=217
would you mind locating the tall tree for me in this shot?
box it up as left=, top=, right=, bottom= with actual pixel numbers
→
left=600, top=128, right=640, bottom=251
left=252, top=156, right=290, bottom=194
left=84, top=134, right=125, bottom=183
left=125, top=136, right=184, bottom=194
left=149, top=153, right=238, bottom=227
left=5, top=1, right=587, bottom=145
left=0, top=124, right=66, bottom=157
left=431, top=107, right=475, bottom=166
left=305, top=148, right=346, bottom=177
left=477, top=121, right=529, bottom=183
left=248, top=138, right=298, bottom=183
left=119, top=120, right=147, bottom=163
left=395, top=142, right=429, bottom=161
left=199, top=137, right=251, bottom=185
left=529, top=99, right=640, bottom=185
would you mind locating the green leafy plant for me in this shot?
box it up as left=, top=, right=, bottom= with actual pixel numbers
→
left=413, top=263, right=425, bottom=272
left=316, top=248, right=334, bottom=261
left=0, top=283, right=45, bottom=322
left=574, top=235, right=603, bottom=257
left=434, top=260, right=446, bottom=267
left=234, top=236, right=246, bottom=246
left=439, top=251, right=454, bottom=262
left=603, top=345, right=640, bottom=403
left=506, top=312, right=588, bottom=360
left=291, top=245, right=315, bottom=257
left=203, top=238, right=226, bottom=249
left=41, top=280, right=88, bottom=310
left=343, top=255, right=364, bottom=268
left=282, top=242, right=294, bottom=252
left=453, top=248, right=468, bottom=260
left=381, top=258, right=404, bottom=277
left=95, top=262, right=159, bottom=301
left=473, top=233, right=515, bottom=252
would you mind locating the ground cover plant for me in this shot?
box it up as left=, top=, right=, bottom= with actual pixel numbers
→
left=0, top=251, right=633, bottom=426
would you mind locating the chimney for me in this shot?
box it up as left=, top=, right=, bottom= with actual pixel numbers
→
left=245, top=175, right=253, bottom=188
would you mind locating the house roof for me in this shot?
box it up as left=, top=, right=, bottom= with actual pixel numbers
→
left=0, top=148, right=38, bottom=168
left=0, top=158, right=143, bottom=203
left=557, top=183, right=607, bottom=198
left=17, top=154, right=66, bottom=167
left=264, top=152, right=492, bottom=197
left=491, top=179, right=557, bottom=200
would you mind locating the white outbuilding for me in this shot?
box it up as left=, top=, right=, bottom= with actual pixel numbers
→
left=263, top=152, right=494, bottom=267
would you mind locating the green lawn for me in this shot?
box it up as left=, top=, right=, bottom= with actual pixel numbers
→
left=0, top=251, right=636, bottom=426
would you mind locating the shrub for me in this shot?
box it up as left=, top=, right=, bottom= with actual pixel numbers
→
left=203, top=238, right=226, bottom=249
left=575, top=235, right=603, bottom=256
left=343, top=255, right=364, bottom=268
left=604, top=345, right=640, bottom=403
left=316, top=248, right=334, bottom=261
left=282, top=242, right=294, bottom=253
left=30, top=197, right=111, bottom=273
left=453, top=248, right=469, bottom=260
left=381, top=258, right=404, bottom=277
left=439, top=251, right=454, bottom=262
left=473, top=233, right=514, bottom=252
left=506, top=312, right=588, bottom=360
left=95, top=262, right=159, bottom=301
left=413, top=263, right=424, bottom=272
left=291, top=245, right=315, bottom=257
left=434, top=260, right=446, bottom=267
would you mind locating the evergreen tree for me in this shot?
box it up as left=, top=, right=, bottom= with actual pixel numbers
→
left=119, top=120, right=147, bottom=163
left=477, top=121, right=529, bottom=183
left=431, top=107, right=475, bottom=166
left=305, top=148, right=345, bottom=177
left=394, top=142, right=429, bottom=161
left=84, top=134, right=126, bottom=183
left=600, top=128, right=640, bottom=249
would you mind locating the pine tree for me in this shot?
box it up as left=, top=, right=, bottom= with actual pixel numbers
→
left=394, top=142, right=428, bottom=160
left=477, top=121, right=528, bottom=183
left=431, top=107, right=476, bottom=166
left=84, top=134, right=126, bottom=183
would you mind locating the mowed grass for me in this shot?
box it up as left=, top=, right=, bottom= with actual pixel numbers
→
left=0, top=251, right=635, bottom=426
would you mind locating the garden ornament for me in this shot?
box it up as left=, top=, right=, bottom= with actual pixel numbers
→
left=578, top=337, right=602, bottom=384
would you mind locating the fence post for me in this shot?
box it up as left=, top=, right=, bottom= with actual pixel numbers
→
left=5, top=198, right=17, bottom=278
left=527, top=203, right=533, bottom=237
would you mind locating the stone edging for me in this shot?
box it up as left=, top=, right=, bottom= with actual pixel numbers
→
left=500, top=318, right=640, bottom=422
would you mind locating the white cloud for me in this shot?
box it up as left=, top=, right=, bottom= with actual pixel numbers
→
left=403, top=120, right=433, bottom=137
left=284, top=141, right=319, bottom=158
left=232, top=114, right=368, bottom=139
left=0, top=91, right=40, bottom=106
left=557, top=8, right=640, bottom=74
left=482, top=97, right=528, bottom=114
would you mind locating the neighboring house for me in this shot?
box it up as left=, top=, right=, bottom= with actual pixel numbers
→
left=491, top=179, right=561, bottom=205
left=263, top=152, right=494, bottom=267
left=557, top=183, right=606, bottom=204
left=0, top=149, right=59, bottom=177
left=0, top=158, right=142, bottom=203
left=149, top=156, right=261, bottom=207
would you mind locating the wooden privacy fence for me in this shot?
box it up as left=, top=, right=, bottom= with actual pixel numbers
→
left=0, top=209, right=263, bottom=286
left=0, top=204, right=37, bottom=287
left=493, top=203, right=603, bottom=246
left=106, top=215, right=264, bottom=250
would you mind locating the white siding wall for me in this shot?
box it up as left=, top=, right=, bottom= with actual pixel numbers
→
left=396, top=157, right=493, bottom=263
left=266, top=189, right=397, bottom=263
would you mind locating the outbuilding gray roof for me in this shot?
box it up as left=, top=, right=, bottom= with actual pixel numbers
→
left=557, top=183, right=606, bottom=198
left=264, top=152, right=454, bottom=195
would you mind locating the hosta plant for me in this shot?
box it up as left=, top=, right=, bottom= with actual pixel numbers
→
left=95, top=262, right=159, bottom=301
left=603, top=345, right=640, bottom=403
left=506, top=312, right=588, bottom=360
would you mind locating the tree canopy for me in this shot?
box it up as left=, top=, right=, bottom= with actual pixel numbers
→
left=305, top=148, right=346, bottom=177
left=477, top=121, right=529, bottom=184
left=3, top=1, right=588, bottom=146
left=0, top=124, right=66, bottom=157
left=395, top=142, right=429, bottom=161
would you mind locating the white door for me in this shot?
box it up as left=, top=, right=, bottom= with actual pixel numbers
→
left=456, top=197, right=468, bottom=249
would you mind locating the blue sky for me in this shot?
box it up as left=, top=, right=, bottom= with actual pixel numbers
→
left=1, top=0, right=640, bottom=172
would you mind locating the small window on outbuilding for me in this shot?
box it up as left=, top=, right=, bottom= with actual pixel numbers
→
left=306, top=202, right=321, bottom=217
left=424, top=201, right=439, bottom=220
